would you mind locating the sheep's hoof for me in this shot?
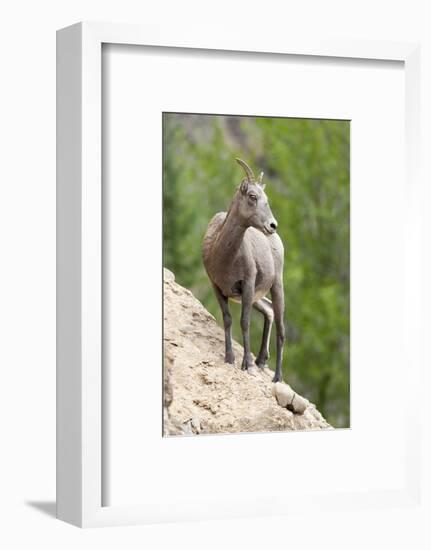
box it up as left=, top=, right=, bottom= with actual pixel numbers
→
left=241, top=356, right=254, bottom=371
left=224, top=353, right=235, bottom=365
left=255, top=354, right=269, bottom=368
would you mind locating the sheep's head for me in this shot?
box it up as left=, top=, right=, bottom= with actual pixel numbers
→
left=235, top=158, right=278, bottom=235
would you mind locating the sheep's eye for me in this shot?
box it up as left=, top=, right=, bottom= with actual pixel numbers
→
left=249, top=194, right=257, bottom=202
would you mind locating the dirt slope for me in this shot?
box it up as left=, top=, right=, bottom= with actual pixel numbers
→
left=163, top=268, right=331, bottom=435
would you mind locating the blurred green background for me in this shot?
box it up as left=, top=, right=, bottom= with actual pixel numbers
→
left=163, top=113, right=350, bottom=428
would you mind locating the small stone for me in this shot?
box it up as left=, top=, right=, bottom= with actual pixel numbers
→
left=191, top=416, right=201, bottom=434
left=181, top=420, right=193, bottom=435
left=289, top=392, right=307, bottom=415
left=272, top=382, right=307, bottom=415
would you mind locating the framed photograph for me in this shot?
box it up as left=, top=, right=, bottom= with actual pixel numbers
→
left=57, top=22, right=421, bottom=527
left=162, top=111, right=349, bottom=436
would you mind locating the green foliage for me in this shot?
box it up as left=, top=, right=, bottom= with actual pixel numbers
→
left=163, top=113, right=350, bottom=428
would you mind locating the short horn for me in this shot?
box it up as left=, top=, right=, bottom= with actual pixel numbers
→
left=235, top=158, right=255, bottom=182
left=257, top=171, right=264, bottom=185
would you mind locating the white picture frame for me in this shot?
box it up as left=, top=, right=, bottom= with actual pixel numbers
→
left=56, top=21, right=422, bottom=527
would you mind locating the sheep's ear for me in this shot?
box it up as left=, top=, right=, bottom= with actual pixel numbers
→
left=240, top=179, right=249, bottom=194
left=257, top=171, right=266, bottom=189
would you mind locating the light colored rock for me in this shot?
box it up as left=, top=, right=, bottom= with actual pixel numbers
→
left=272, top=382, right=308, bottom=414
left=163, top=268, right=175, bottom=283
left=271, top=382, right=290, bottom=407
left=191, top=416, right=201, bottom=434
left=163, top=267, right=331, bottom=435
left=181, top=420, right=193, bottom=435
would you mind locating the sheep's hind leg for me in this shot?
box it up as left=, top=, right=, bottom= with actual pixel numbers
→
left=253, top=297, right=274, bottom=368
left=212, top=284, right=235, bottom=364
left=271, top=280, right=285, bottom=383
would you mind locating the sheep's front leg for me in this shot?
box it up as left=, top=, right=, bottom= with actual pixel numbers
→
left=240, top=281, right=255, bottom=371
left=271, top=280, right=285, bottom=383
left=212, top=284, right=235, bottom=364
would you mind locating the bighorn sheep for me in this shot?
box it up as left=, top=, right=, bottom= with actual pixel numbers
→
left=202, top=158, right=285, bottom=383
